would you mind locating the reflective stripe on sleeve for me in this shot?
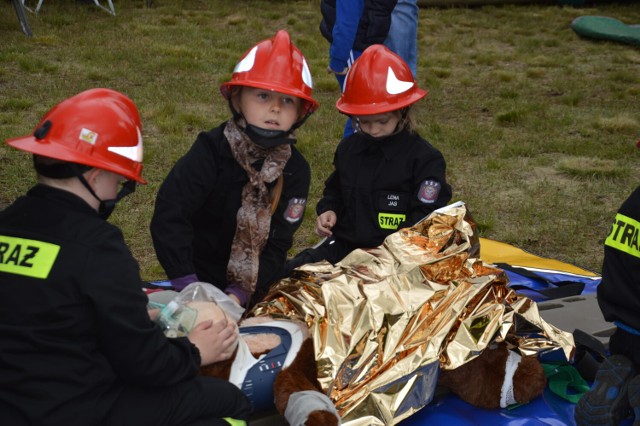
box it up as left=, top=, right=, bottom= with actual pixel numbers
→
left=605, top=213, right=640, bottom=259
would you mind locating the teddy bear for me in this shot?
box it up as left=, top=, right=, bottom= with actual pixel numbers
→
left=154, top=202, right=571, bottom=425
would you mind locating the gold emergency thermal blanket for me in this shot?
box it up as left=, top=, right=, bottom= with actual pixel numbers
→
left=251, top=202, right=574, bottom=425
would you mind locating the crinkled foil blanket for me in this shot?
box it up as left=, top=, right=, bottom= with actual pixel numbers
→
left=250, top=203, right=574, bottom=425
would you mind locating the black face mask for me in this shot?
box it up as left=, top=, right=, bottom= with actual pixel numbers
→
left=228, top=98, right=306, bottom=148
left=76, top=173, right=136, bottom=220
left=244, top=124, right=296, bottom=148
left=96, top=180, right=136, bottom=220
left=33, top=158, right=136, bottom=220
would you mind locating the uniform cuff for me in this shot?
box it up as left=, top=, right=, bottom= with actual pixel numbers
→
left=171, top=273, right=199, bottom=291
left=226, top=285, right=250, bottom=308
left=329, top=57, right=348, bottom=74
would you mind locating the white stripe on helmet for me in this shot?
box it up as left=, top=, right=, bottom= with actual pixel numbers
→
left=386, top=67, right=414, bottom=95
left=234, top=46, right=257, bottom=73
left=108, top=127, right=143, bottom=162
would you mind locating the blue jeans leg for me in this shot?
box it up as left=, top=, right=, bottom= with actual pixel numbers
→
left=335, top=72, right=356, bottom=138
left=384, top=0, right=419, bottom=78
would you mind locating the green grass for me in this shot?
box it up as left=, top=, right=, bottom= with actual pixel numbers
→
left=1, top=0, right=639, bottom=279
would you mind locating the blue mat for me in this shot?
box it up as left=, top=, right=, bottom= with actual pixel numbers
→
left=399, top=387, right=633, bottom=426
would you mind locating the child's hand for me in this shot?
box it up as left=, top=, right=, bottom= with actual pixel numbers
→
left=188, top=319, right=239, bottom=366
left=147, top=308, right=161, bottom=322
left=227, top=292, right=242, bottom=307
left=316, top=211, right=337, bottom=237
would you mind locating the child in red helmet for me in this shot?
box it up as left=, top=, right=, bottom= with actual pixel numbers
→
left=0, top=89, right=251, bottom=426
left=151, top=30, right=318, bottom=308
left=286, top=44, right=452, bottom=272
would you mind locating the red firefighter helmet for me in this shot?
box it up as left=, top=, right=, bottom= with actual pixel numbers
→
left=336, top=45, right=427, bottom=116
left=220, top=30, right=319, bottom=115
left=5, top=88, right=146, bottom=183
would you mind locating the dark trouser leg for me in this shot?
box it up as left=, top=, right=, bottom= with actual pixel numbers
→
left=107, top=376, right=252, bottom=426
left=609, top=328, right=640, bottom=372
left=628, top=374, right=640, bottom=425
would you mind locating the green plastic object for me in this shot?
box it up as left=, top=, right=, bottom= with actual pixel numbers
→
left=571, top=16, right=640, bottom=47
left=542, top=363, right=591, bottom=404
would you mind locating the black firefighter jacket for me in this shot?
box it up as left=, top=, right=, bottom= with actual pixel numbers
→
left=598, top=185, right=640, bottom=332
left=0, top=185, right=201, bottom=425
left=150, top=122, right=310, bottom=299
left=317, top=128, right=452, bottom=248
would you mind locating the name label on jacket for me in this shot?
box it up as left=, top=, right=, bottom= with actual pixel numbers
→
left=377, top=191, right=408, bottom=211
left=605, top=213, right=640, bottom=259
left=0, top=235, right=60, bottom=279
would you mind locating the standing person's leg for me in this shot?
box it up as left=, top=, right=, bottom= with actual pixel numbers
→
left=614, top=329, right=640, bottom=424
left=337, top=50, right=361, bottom=138
left=609, top=327, right=640, bottom=371
left=384, top=0, right=419, bottom=78
left=336, top=71, right=356, bottom=138
left=343, top=117, right=355, bottom=139
left=107, top=376, right=252, bottom=426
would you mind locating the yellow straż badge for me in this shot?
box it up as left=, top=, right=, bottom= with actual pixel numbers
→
left=0, top=235, right=60, bottom=279
left=378, top=212, right=406, bottom=230
left=605, top=213, right=640, bottom=259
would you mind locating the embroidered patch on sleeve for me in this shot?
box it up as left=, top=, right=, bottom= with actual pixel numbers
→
left=284, top=198, right=307, bottom=224
left=417, top=180, right=441, bottom=204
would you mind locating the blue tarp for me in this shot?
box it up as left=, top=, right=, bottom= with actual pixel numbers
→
left=400, top=385, right=633, bottom=426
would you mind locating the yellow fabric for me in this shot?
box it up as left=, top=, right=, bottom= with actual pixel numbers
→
left=479, top=238, right=599, bottom=277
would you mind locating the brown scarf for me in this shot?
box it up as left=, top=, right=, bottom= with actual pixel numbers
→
left=224, top=118, right=292, bottom=296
